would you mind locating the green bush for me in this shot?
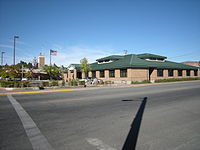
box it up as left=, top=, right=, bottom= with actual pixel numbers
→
left=79, top=80, right=85, bottom=85
left=105, top=81, right=112, bottom=84
left=22, top=81, right=30, bottom=87
left=0, top=80, right=20, bottom=87
left=99, top=80, right=104, bottom=85
left=69, top=79, right=78, bottom=86
left=14, top=82, right=20, bottom=87
left=62, top=80, right=65, bottom=86
left=51, top=80, right=58, bottom=86
left=132, top=80, right=151, bottom=84
left=42, top=81, right=49, bottom=87
left=155, top=78, right=200, bottom=83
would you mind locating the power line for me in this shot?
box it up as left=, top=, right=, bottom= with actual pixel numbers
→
left=168, top=52, right=199, bottom=59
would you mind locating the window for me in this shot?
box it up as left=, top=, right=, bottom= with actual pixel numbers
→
left=178, top=70, right=182, bottom=76
left=168, top=69, right=174, bottom=77
left=109, top=70, right=115, bottom=78
left=92, top=71, right=96, bottom=78
left=100, top=70, right=105, bottom=78
left=157, top=69, right=163, bottom=77
left=120, top=69, right=127, bottom=77
left=186, top=70, right=190, bottom=76
left=194, top=70, right=198, bottom=76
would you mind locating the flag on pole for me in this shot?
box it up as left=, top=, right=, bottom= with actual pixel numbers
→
left=50, top=50, right=57, bottom=56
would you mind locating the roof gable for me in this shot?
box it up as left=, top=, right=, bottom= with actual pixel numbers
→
left=137, top=53, right=167, bottom=60
left=96, top=55, right=124, bottom=62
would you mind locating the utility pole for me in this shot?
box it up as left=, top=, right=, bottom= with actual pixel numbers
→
left=1, top=51, right=5, bottom=66
left=13, top=35, right=20, bottom=65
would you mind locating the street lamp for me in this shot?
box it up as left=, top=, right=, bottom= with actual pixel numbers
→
left=13, top=35, right=20, bottom=65
left=1, top=51, right=5, bottom=66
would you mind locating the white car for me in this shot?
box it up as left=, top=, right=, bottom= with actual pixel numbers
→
left=21, top=78, right=28, bottom=81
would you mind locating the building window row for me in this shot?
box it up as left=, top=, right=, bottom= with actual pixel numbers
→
left=92, top=69, right=128, bottom=78
left=91, top=69, right=197, bottom=78
left=157, top=69, right=198, bottom=77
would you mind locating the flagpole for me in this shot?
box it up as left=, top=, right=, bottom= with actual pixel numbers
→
left=49, top=50, right=51, bottom=80
left=50, top=50, right=52, bottom=66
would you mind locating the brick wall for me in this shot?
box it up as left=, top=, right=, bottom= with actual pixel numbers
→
left=63, top=68, right=200, bottom=83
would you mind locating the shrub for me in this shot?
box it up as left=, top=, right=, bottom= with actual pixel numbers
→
left=14, top=81, right=20, bottom=87
left=105, top=81, right=112, bottom=84
left=42, top=81, right=49, bottom=87
left=132, top=80, right=151, bottom=84
left=155, top=78, right=200, bottom=83
left=51, top=80, right=58, bottom=86
left=79, top=80, right=85, bottom=85
left=0, top=80, right=20, bottom=87
left=62, top=80, right=65, bottom=86
left=69, top=79, right=78, bottom=86
left=23, top=81, right=30, bottom=87
left=99, top=80, right=104, bottom=85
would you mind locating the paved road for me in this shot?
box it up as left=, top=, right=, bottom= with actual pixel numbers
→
left=0, top=81, right=200, bottom=150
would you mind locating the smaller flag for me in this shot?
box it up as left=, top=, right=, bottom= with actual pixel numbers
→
left=50, top=50, right=57, bottom=56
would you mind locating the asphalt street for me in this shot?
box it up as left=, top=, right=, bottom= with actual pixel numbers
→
left=0, top=81, right=200, bottom=150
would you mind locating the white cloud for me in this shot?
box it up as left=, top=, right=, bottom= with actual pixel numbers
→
left=0, top=44, right=22, bottom=50
left=0, top=44, right=13, bottom=49
left=45, top=45, right=116, bottom=67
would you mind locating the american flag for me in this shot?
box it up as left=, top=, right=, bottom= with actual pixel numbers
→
left=50, top=50, right=57, bottom=56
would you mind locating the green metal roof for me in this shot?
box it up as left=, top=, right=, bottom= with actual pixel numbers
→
left=68, top=54, right=199, bottom=71
left=69, top=64, right=81, bottom=69
left=96, top=55, right=124, bottom=62
left=90, top=54, right=198, bottom=70
left=137, top=53, right=167, bottom=59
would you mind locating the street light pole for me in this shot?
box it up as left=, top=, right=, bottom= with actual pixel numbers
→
left=13, top=35, right=20, bottom=65
left=1, top=51, right=5, bottom=66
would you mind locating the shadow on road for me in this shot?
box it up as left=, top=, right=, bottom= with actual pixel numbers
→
left=122, top=97, right=147, bottom=150
left=121, top=99, right=143, bottom=102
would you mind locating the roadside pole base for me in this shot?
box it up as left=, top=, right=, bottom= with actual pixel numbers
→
left=39, top=87, right=45, bottom=90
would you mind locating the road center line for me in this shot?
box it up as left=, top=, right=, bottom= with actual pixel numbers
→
left=7, top=95, right=54, bottom=150
left=86, top=138, right=117, bottom=150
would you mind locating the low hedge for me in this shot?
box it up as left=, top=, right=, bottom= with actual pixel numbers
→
left=68, top=79, right=78, bottom=86
left=42, top=81, right=49, bottom=87
left=51, top=80, right=58, bottom=86
left=78, top=80, right=85, bottom=85
left=155, top=78, right=200, bottom=83
left=132, top=80, right=151, bottom=84
left=0, top=80, right=30, bottom=87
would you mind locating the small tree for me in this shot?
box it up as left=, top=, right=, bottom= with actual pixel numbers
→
left=80, top=57, right=91, bottom=78
left=0, top=65, right=21, bottom=79
left=24, top=71, right=32, bottom=79
left=42, top=65, right=60, bottom=80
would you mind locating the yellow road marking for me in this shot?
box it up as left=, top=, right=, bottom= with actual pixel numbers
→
left=0, top=89, right=73, bottom=95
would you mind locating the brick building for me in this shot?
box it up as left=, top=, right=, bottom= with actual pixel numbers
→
left=38, top=55, right=45, bottom=68
left=64, top=53, right=200, bottom=84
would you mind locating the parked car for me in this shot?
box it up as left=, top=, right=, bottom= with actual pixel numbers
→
left=79, top=78, right=92, bottom=83
left=21, top=78, right=28, bottom=81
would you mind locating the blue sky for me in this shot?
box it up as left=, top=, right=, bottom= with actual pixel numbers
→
left=0, top=0, right=200, bottom=66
